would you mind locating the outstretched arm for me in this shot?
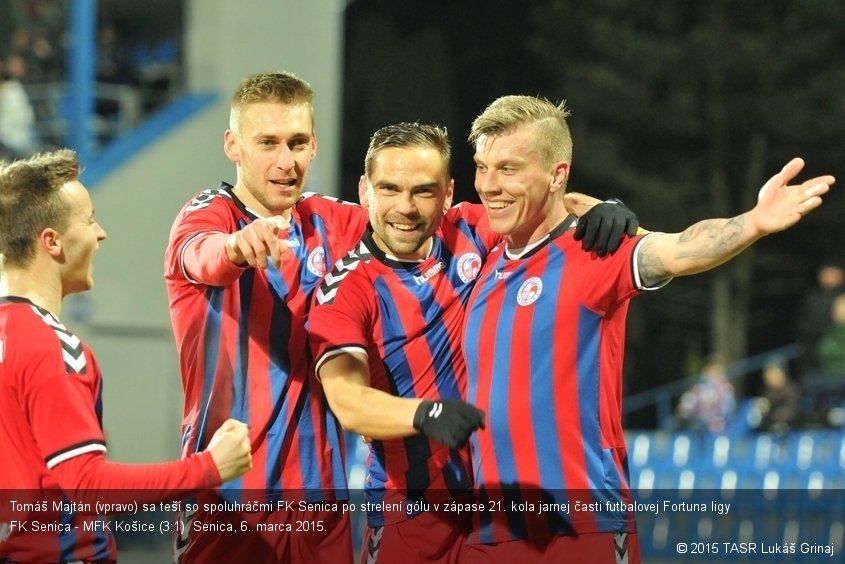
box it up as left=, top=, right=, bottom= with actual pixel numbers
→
left=637, top=158, right=834, bottom=287
left=50, top=419, right=252, bottom=509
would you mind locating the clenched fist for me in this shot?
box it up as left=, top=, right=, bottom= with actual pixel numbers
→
left=206, top=419, right=252, bottom=482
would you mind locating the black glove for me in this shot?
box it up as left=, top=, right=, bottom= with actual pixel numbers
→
left=573, top=198, right=639, bottom=257
left=413, top=399, right=485, bottom=448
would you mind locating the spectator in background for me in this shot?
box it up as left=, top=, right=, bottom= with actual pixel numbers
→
left=97, top=23, right=134, bottom=86
left=750, top=359, right=802, bottom=434
left=6, top=27, right=60, bottom=83
left=95, top=23, right=135, bottom=125
left=817, top=293, right=845, bottom=374
left=676, top=354, right=737, bottom=433
left=0, top=56, right=38, bottom=158
left=796, top=258, right=845, bottom=376
left=799, top=292, right=845, bottom=425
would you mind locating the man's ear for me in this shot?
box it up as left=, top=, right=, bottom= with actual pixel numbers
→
left=358, top=175, right=370, bottom=207
left=223, top=129, right=240, bottom=164
left=549, top=161, right=570, bottom=194
left=444, top=179, right=455, bottom=209
left=40, top=227, right=62, bottom=258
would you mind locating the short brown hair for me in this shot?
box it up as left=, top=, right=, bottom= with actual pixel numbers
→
left=364, top=122, right=451, bottom=178
left=230, top=71, right=315, bottom=131
left=0, top=149, right=80, bottom=267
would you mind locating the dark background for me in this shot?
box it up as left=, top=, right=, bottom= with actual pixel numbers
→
left=339, top=0, right=845, bottom=427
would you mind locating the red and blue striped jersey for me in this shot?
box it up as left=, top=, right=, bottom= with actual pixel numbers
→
left=0, top=297, right=116, bottom=563
left=309, top=204, right=499, bottom=526
left=165, top=185, right=368, bottom=502
left=463, top=221, right=654, bottom=544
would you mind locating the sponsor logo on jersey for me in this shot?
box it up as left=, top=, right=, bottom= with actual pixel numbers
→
left=456, top=253, right=482, bottom=283
left=516, top=277, right=543, bottom=306
left=494, top=269, right=513, bottom=280
left=307, top=247, right=327, bottom=277
left=413, top=260, right=446, bottom=285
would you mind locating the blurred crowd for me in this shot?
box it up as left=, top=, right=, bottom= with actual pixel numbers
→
left=0, top=0, right=182, bottom=158
left=675, top=259, right=845, bottom=435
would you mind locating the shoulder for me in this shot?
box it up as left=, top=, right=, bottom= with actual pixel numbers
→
left=314, top=243, right=376, bottom=307
left=442, top=203, right=501, bottom=250
left=169, top=185, right=240, bottom=240
left=1, top=301, right=56, bottom=338
left=181, top=185, right=234, bottom=214
left=444, top=202, right=487, bottom=227
left=296, top=191, right=365, bottom=218
left=0, top=302, right=75, bottom=368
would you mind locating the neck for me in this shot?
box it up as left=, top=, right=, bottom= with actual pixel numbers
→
left=232, top=183, right=292, bottom=220
left=506, top=199, right=568, bottom=249
left=372, top=234, right=433, bottom=262
left=0, top=266, right=63, bottom=317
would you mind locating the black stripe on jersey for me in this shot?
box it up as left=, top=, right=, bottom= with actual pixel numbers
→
left=525, top=214, right=576, bottom=259
left=315, top=241, right=373, bottom=305
left=29, top=304, right=87, bottom=374
left=45, top=439, right=107, bottom=465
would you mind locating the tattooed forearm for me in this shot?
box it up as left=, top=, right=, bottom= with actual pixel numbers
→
left=638, top=215, right=751, bottom=286
left=675, top=216, right=746, bottom=259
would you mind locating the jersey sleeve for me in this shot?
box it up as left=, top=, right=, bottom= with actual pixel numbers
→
left=164, top=189, right=246, bottom=286
left=16, top=326, right=107, bottom=468
left=570, top=232, right=655, bottom=314
left=308, top=263, right=374, bottom=376
left=51, top=450, right=220, bottom=507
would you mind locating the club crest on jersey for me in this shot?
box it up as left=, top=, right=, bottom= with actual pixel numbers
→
left=516, top=277, right=543, bottom=306
left=307, top=247, right=327, bottom=277
left=456, top=252, right=482, bottom=283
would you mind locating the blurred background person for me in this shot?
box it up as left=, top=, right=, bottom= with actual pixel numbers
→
left=808, top=292, right=845, bottom=426
left=749, top=358, right=802, bottom=435
left=675, top=354, right=736, bottom=433
left=817, top=293, right=845, bottom=376
left=0, top=55, right=38, bottom=159
left=796, top=258, right=845, bottom=378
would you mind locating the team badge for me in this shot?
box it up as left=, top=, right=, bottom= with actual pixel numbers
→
left=516, top=277, right=543, bottom=306
left=456, top=252, right=482, bottom=283
left=307, top=246, right=327, bottom=277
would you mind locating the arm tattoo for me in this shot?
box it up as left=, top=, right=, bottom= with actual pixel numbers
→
left=638, top=215, right=746, bottom=286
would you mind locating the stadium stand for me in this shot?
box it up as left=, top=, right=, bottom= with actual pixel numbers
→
left=627, top=428, right=845, bottom=561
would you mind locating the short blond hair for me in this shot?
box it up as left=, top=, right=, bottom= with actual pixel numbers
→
left=230, top=71, right=315, bottom=132
left=469, top=95, right=573, bottom=168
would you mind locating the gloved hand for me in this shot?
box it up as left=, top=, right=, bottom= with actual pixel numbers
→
left=413, top=399, right=485, bottom=448
left=573, top=198, right=639, bottom=257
